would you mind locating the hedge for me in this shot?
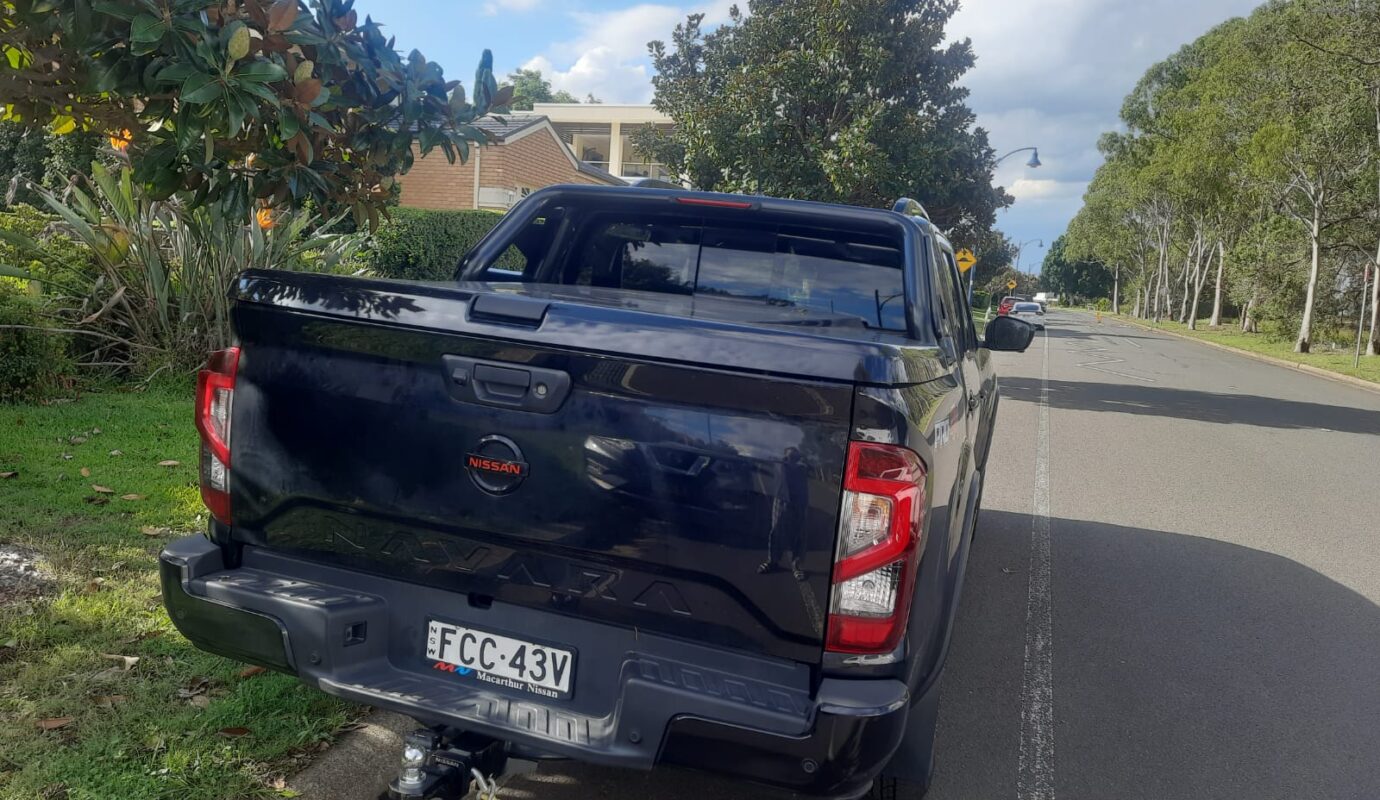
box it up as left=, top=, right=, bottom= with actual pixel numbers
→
left=363, top=207, right=522, bottom=281
left=0, top=285, right=71, bottom=403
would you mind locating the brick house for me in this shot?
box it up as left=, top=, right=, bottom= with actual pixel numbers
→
left=398, top=116, right=623, bottom=211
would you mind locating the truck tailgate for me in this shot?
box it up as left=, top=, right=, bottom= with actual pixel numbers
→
left=227, top=274, right=861, bottom=664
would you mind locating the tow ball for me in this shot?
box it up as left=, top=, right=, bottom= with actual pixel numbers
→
left=386, top=727, right=524, bottom=800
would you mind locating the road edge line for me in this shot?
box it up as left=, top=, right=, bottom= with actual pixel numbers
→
left=1088, top=312, right=1380, bottom=397
left=1016, top=328, right=1056, bottom=800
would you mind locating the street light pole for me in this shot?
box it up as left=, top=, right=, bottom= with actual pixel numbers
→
left=995, top=147, right=1042, bottom=168
left=970, top=147, right=1043, bottom=307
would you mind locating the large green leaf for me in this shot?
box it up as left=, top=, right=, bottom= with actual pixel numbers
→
left=181, top=73, right=223, bottom=104
left=234, top=61, right=288, bottom=84
left=130, top=13, right=167, bottom=43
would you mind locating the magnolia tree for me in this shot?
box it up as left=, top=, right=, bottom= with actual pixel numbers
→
left=0, top=0, right=511, bottom=226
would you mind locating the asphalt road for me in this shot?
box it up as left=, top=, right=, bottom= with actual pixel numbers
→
left=496, top=310, right=1380, bottom=800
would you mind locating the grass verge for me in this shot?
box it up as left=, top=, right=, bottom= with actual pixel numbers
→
left=0, top=389, right=358, bottom=800
left=1096, top=313, right=1380, bottom=386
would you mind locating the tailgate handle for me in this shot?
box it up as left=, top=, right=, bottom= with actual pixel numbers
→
left=442, top=355, right=571, bottom=413
left=469, top=294, right=549, bottom=327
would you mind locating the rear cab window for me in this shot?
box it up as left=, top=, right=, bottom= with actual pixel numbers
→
left=461, top=198, right=914, bottom=334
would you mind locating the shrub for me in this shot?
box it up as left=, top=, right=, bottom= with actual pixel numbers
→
left=2, top=164, right=365, bottom=376
left=0, top=204, right=94, bottom=291
left=0, top=285, right=71, bottom=403
left=364, top=208, right=519, bottom=281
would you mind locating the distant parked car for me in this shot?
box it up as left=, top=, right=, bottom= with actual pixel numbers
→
left=1011, top=301, right=1045, bottom=330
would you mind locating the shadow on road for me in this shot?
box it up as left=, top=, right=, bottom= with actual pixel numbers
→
left=997, top=377, right=1380, bottom=436
left=492, top=510, right=1380, bottom=799
left=1041, top=326, right=1160, bottom=341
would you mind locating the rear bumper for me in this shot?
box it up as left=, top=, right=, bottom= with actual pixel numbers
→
left=160, top=536, right=910, bottom=798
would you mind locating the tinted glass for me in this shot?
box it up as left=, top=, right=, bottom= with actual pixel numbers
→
left=547, top=214, right=908, bottom=331
left=941, top=249, right=977, bottom=351
left=696, top=227, right=907, bottom=331
left=1014, top=303, right=1041, bottom=312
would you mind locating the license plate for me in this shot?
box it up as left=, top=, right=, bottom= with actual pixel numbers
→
left=425, top=620, right=575, bottom=699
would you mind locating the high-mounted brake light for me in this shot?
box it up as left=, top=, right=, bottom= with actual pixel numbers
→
left=826, top=441, right=927, bottom=655
left=674, top=196, right=754, bottom=209
left=195, top=347, right=239, bottom=525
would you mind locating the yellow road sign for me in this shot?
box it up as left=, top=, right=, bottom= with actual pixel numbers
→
left=1007, top=279, right=1018, bottom=290
left=955, top=249, right=977, bottom=273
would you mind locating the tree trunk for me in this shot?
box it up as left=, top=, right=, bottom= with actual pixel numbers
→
left=1188, top=242, right=1213, bottom=331
left=1367, top=260, right=1378, bottom=355
left=1210, top=240, right=1226, bottom=327
left=1112, top=264, right=1120, bottom=314
left=1178, top=237, right=1197, bottom=324
left=1295, top=200, right=1323, bottom=353
left=1241, top=294, right=1255, bottom=332
left=1369, top=87, right=1380, bottom=356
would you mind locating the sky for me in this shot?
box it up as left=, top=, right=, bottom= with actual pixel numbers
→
left=357, top=0, right=1262, bottom=273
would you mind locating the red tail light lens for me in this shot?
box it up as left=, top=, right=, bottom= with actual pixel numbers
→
left=826, top=441, right=927, bottom=655
left=195, top=347, right=239, bottom=524
left=674, top=196, right=754, bottom=209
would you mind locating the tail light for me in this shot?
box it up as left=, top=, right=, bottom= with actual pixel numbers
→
left=826, top=441, right=927, bottom=655
left=195, top=347, right=240, bottom=524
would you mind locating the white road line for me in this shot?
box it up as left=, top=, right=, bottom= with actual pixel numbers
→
left=1075, top=358, right=1158, bottom=383
left=1017, top=328, right=1056, bottom=800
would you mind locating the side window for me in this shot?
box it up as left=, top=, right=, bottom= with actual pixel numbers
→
left=930, top=239, right=961, bottom=347
left=942, top=250, right=978, bottom=351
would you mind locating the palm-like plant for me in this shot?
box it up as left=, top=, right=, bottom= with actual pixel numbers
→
left=0, top=163, right=363, bottom=374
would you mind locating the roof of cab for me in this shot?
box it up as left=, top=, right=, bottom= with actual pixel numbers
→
left=520, top=183, right=938, bottom=236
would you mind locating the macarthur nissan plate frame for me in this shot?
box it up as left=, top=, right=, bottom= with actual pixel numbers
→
left=425, top=618, right=576, bottom=700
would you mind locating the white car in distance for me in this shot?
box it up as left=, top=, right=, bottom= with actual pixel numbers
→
left=1010, top=301, right=1045, bottom=330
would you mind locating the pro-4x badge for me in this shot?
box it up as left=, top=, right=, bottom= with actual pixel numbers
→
left=466, top=435, right=528, bottom=495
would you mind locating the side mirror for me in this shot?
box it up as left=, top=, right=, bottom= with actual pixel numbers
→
left=983, top=315, right=1036, bottom=352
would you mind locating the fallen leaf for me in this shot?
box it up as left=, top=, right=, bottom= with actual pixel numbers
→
left=37, top=717, right=74, bottom=731
left=83, top=496, right=109, bottom=505
left=218, top=726, right=251, bottom=738
left=93, top=695, right=126, bottom=709
left=91, top=484, right=114, bottom=494
left=157, top=460, right=180, bottom=467
left=120, top=494, right=145, bottom=501
left=140, top=526, right=168, bottom=537
left=90, top=666, right=126, bottom=682
left=177, top=677, right=210, bottom=699
left=85, top=578, right=106, bottom=593
left=69, top=436, right=87, bottom=444
left=91, top=427, right=102, bottom=435
left=100, top=653, right=140, bottom=671
left=188, top=694, right=212, bottom=709
left=118, top=630, right=162, bottom=645
left=1, top=471, right=16, bottom=479
left=238, top=665, right=267, bottom=678
left=109, top=449, right=123, bottom=457
left=60, top=453, right=73, bottom=460
left=80, top=467, right=91, bottom=477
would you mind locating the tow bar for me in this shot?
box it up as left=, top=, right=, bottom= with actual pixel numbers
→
left=385, top=727, right=533, bottom=800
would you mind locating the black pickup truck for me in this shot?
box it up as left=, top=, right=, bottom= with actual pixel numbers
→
left=162, top=186, right=1033, bottom=799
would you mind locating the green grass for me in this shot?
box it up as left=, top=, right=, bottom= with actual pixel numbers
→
left=1100, top=313, right=1380, bottom=386
left=0, top=389, right=358, bottom=800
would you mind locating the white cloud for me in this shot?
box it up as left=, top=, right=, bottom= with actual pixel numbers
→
left=1009, top=179, right=1086, bottom=202
left=482, top=0, right=542, bottom=16
left=525, top=1, right=734, bottom=103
